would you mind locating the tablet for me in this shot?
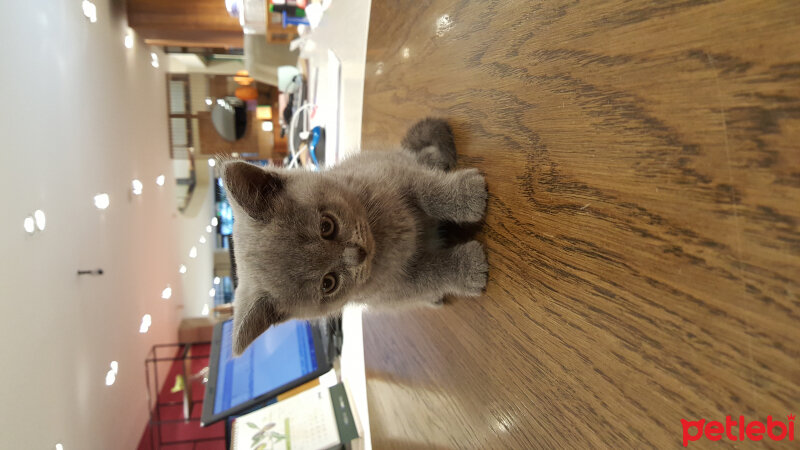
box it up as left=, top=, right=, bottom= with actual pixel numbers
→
left=201, top=318, right=332, bottom=426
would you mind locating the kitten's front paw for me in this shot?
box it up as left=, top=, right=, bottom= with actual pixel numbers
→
left=457, top=169, right=488, bottom=223
left=456, top=241, right=488, bottom=296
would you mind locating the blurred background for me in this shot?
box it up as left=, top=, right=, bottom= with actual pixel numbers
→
left=0, top=1, right=370, bottom=449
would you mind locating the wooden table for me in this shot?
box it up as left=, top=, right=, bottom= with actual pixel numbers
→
left=358, top=0, right=800, bottom=448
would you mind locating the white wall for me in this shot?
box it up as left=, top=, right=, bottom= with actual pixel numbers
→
left=0, top=1, right=184, bottom=448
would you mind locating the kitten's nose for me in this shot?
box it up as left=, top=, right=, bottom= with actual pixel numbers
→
left=343, top=245, right=367, bottom=266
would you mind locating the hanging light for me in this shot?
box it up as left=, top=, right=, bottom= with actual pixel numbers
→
left=233, top=70, right=253, bottom=85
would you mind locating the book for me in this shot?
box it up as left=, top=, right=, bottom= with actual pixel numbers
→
left=231, top=382, right=360, bottom=450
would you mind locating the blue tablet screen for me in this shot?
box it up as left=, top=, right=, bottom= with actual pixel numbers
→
left=213, top=319, right=318, bottom=414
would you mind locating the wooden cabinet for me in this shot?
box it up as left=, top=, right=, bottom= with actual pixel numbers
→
left=127, top=0, right=244, bottom=48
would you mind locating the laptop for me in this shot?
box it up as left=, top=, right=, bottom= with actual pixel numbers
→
left=201, top=318, right=333, bottom=426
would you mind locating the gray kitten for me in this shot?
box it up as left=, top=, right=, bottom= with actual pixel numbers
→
left=223, top=118, right=488, bottom=355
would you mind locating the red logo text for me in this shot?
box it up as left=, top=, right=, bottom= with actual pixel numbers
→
left=681, top=414, right=795, bottom=447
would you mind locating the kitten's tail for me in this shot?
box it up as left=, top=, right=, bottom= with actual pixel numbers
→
left=402, top=117, right=458, bottom=171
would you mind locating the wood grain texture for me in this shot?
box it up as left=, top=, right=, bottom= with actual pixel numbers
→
left=359, top=0, right=800, bottom=448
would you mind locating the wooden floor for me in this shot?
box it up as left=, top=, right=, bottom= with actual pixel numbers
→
left=358, top=0, right=800, bottom=448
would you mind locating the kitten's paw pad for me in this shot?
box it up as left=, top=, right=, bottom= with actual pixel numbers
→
left=457, top=169, right=488, bottom=222
left=458, top=241, right=488, bottom=296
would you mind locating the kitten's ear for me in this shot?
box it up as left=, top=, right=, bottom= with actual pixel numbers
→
left=223, top=161, right=284, bottom=222
left=232, top=293, right=286, bottom=356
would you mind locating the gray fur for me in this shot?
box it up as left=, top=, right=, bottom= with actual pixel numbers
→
left=402, top=117, right=458, bottom=171
left=223, top=118, right=488, bottom=355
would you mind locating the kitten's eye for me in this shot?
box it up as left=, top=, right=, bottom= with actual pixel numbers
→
left=320, top=214, right=337, bottom=239
left=321, top=273, right=338, bottom=295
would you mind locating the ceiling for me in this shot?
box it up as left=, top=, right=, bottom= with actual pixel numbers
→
left=0, top=1, right=210, bottom=448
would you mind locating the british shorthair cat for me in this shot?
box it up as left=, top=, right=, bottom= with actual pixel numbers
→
left=223, top=118, right=488, bottom=354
